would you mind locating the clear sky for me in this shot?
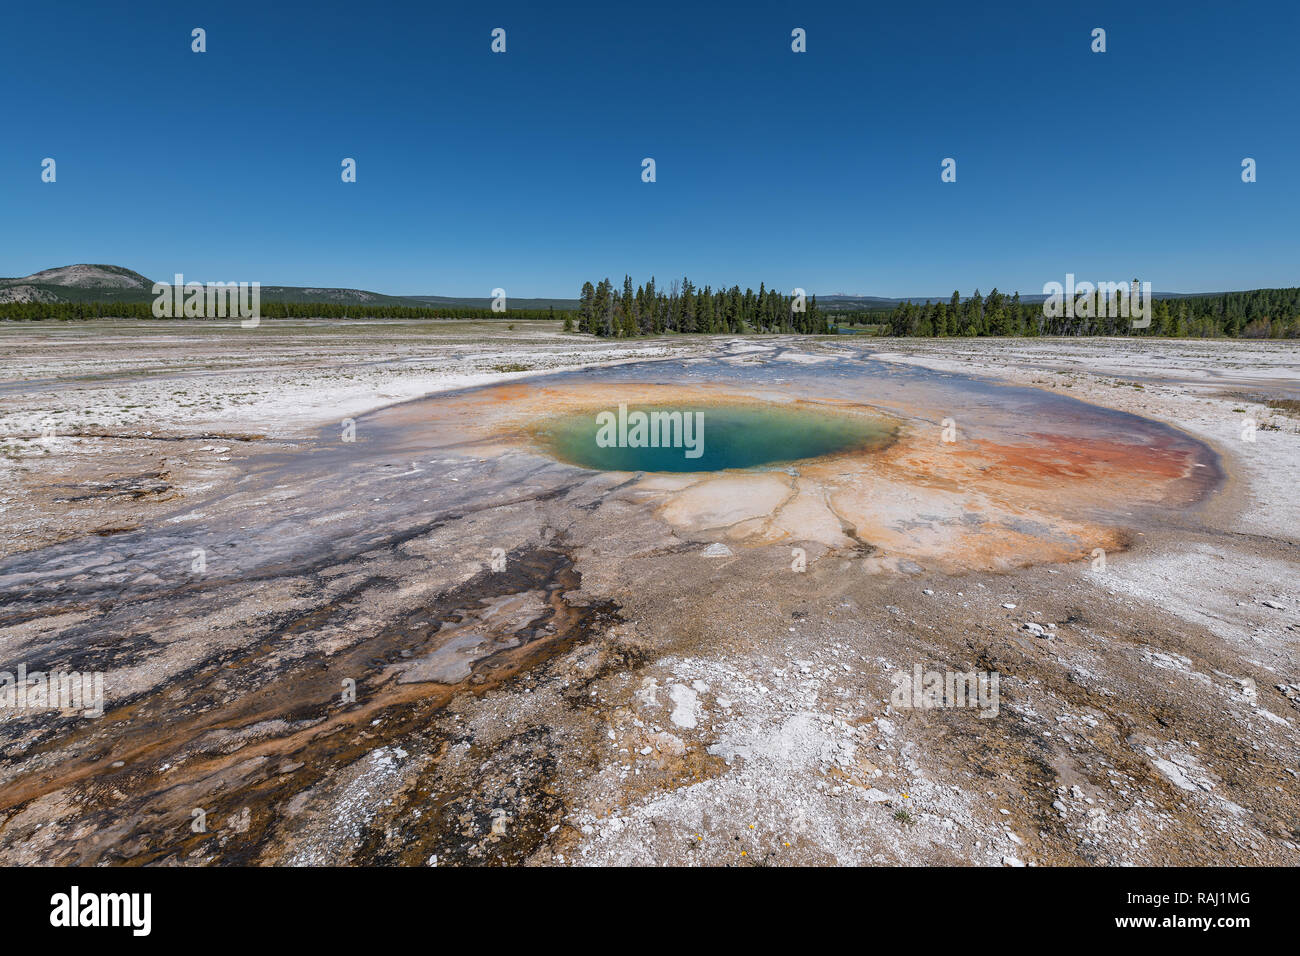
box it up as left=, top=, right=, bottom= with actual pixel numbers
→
left=3, top=0, right=1297, bottom=298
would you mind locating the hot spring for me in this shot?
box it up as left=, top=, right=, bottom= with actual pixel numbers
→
left=533, top=402, right=895, bottom=473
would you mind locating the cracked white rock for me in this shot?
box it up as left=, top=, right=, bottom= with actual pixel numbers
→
left=667, top=684, right=698, bottom=729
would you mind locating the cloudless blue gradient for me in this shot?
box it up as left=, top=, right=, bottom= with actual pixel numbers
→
left=2, top=0, right=1297, bottom=297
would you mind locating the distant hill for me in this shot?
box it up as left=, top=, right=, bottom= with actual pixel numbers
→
left=11, top=264, right=155, bottom=289
left=405, top=294, right=580, bottom=311
left=0, top=265, right=477, bottom=309
left=815, top=294, right=928, bottom=312
left=0, top=264, right=584, bottom=310
left=253, top=287, right=436, bottom=308
left=0, top=264, right=158, bottom=304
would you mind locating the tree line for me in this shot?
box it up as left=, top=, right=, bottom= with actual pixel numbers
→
left=873, top=287, right=1300, bottom=338
left=575, top=276, right=830, bottom=335
left=6, top=285, right=1298, bottom=338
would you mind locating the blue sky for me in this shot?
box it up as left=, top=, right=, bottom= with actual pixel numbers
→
left=2, top=0, right=1296, bottom=298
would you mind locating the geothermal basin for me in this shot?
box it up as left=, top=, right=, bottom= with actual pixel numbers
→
left=5, top=331, right=1291, bottom=871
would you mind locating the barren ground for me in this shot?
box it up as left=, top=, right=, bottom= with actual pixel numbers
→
left=0, top=321, right=1296, bottom=866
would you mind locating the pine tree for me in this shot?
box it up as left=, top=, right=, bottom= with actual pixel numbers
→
left=681, top=278, right=697, bottom=333
left=621, top=275, right=637, bottom=337
left=594, top=278, right=614, bottom=336
left=578, top=282, right=596, bottom=333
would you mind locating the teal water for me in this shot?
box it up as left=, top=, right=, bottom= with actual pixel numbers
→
left=535, top=403, right=893, bottom=473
